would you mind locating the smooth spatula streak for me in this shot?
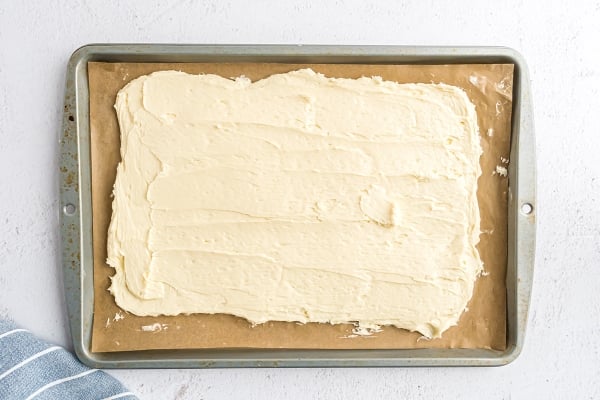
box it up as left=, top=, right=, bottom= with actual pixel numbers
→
left=107, top=69, right=483, bottom=338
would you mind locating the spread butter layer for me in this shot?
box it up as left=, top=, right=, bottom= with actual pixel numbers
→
left=107, top=69, right=483, bottom=338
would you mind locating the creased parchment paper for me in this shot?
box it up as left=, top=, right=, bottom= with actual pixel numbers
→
left=89, top=62, right=513, bottom=352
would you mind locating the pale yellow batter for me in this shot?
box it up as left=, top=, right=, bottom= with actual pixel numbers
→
left=107, top=69, right=483, bottom=339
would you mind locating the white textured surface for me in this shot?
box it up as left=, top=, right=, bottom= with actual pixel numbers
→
left=0, top=1, right=598, bottom=398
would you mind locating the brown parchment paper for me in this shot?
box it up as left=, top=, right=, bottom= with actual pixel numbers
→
left=89, top=62, right=513, bottom=352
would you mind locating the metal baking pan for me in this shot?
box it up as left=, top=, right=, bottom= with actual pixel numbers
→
left=59, top=44, right=536, bottom=368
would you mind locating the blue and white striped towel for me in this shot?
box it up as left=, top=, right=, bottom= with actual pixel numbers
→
left=0, top=319, right=137, bottom=400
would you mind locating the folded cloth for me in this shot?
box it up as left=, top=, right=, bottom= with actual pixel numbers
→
left=0, top=319, right=136, bottom=400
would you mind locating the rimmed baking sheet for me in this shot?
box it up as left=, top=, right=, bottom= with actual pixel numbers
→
left=59, top=45, right=535, bottom=368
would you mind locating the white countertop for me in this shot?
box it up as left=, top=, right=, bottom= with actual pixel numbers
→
left=1, top=1, right=599, bottom=398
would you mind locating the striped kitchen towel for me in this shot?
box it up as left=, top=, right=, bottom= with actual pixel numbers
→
left=0, top=319, right=137, bottom=400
